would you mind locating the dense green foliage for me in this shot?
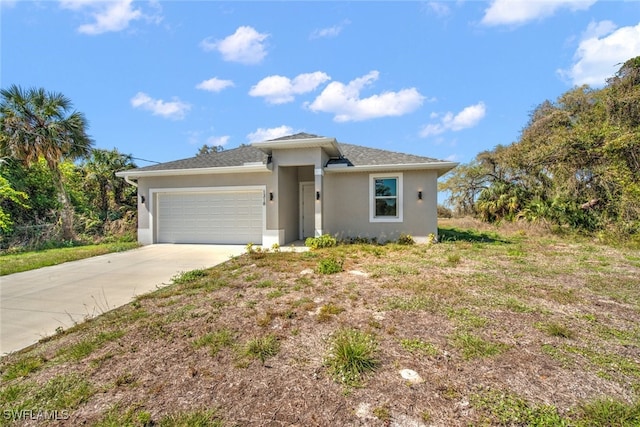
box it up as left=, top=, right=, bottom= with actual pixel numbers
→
left=0, top=86, right=137, bottom=249
left=440, top=57, right=640, bottom=241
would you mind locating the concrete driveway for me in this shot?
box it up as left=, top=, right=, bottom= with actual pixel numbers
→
left=0, top=244, right=246, bottom=355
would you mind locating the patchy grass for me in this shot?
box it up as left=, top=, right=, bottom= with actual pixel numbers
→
left=452, top=331, right=509, bottom=360
left=324, top=328, right=378, bottom=388
left=0, top=242, right=139, bottom=275
left=242, top=334, right=280, bottom=364
left=400, top=338, right=440, bottom=357
left=1, top=218, right=639, bottom=425
left=192, top=328, right=236, bottom=356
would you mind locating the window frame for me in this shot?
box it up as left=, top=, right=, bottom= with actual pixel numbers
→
left=369, top=172, right=403, bottom=223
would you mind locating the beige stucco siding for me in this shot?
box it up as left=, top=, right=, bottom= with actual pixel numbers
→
left=272, top=147, right=324, bottom=168
left=323, top=170, right=438, bottom=242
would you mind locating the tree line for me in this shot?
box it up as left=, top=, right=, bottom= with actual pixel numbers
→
left=3, top=58, right=639, bottom=248
left=440, top=57, right=640, bottom=242
left=0, top=85, right=137, bottom=249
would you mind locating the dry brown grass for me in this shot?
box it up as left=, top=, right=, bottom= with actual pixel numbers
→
left=1, top=218, right=639, bottom=426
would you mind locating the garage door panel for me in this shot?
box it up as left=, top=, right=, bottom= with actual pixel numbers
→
left=157, top=190, right=263, bottom=244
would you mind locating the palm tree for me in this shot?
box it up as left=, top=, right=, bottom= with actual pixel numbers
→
left=83, top=148, right=136, bottom=219
left=0, top=85, right=93, bottom=240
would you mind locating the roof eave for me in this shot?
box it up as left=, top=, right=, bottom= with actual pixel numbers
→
left=252, top=137, right=342, bottom=157
left=116, top=163, right=272, bottom=179
left=324, top=162, right=458, bottom=177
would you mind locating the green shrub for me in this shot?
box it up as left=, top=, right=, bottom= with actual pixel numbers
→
left=305, top=234, right=337, bottom=249
left=397, top=233, right=415, bottom=245
left=317, top=257, right=343, bottom=274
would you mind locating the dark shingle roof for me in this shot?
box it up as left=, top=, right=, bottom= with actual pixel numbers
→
left=336, top=143, right=446, bottom=166
left=126, top=134, right=453, bottom=174
left=131, top=145, right=268, bottom=172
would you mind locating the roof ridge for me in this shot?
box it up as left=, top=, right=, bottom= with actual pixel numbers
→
left=268, top=132, right=323, bottom=141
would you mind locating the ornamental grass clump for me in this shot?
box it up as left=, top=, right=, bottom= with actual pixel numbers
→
left=324, top=328, right=379, bottom=387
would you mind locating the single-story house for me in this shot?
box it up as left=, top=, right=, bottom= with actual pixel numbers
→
left=116, top=133, right=457, bottom=246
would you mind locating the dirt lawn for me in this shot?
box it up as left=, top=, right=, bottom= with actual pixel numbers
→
left=1, top=219, right=639, bottom=426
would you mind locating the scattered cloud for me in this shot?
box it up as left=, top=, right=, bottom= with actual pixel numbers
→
left=481, top=0, right=595, bottom=27
left=1, top=0, right=18, bottom=9
left=196, top=77, right=235, bottom=93
left=249, top=72, right=331, bottom=104
left=419, top=102, right=486, bottom=137
left=247, top=126, right=295, bottom=143
left=558, top=21, right=640, bottom=87
left=207, top=135, right=230, bottom=147
left=425, top=2, right=450, bottom=18
left=186, top=131, right=229, bottom=147
left=130, top=92, right=190, bottom=120
left=200, top=26, right=269, bottom=65
left=59, top=0, right=161, bottom=35
left=310, top=20, right=350, bottom=39
left=306, top=71, right=425, bottom=122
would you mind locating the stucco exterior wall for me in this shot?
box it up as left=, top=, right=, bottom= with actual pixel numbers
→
left=323, top=169, right=439, bottom=242
left=272, top=147, right=323, bottom=168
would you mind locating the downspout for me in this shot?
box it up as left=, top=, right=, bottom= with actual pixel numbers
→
left=124, top=175, right=138, bottom=187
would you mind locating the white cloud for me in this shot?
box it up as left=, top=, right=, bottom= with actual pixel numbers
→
left=310, top=20, right=350, bottom=39
left=130, top=92, right=190, bottom=120
left=481, top=0, right=595, bottom=26
left=186, top=131, right=229, bottom=147
left=60, top=0, right=160, bottom=35
left=559, top=21, right=640, bottom=87
left=196, top=77, right=234, bottom=93
left=426, top=2, right=450, bottom=17
left=420, top=102, right=486, bottom=137
left=247, top=126, right=294, bottom=143
left=201, top=26, right=269, bottom=65
left=306, top=71, right=425, bottom=122
left=207, top=135, right=230, bottom=147
left=582, top=20, right=618, bottom=39
left=249, top=72, right=331, bottom=104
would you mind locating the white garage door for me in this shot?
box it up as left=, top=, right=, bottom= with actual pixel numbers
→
left=157, top=190, right=264, bottom=244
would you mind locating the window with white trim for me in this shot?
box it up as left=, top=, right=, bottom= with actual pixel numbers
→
left=369, top=173, right=403, bottom=222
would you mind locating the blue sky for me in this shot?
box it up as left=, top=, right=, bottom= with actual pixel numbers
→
left=2, top=1, right=640, bottom=167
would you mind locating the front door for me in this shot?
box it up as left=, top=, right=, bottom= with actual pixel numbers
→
left=300, top=182, right=315, bottom=239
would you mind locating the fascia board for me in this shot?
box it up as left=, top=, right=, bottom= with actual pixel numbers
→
left=324, top=162, right=459, bottom=177
left=115, top=164, right=272, bottom=179
left=253, top=137, right=342, bottom=157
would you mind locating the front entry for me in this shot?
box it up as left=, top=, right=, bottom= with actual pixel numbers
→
left=300, top=182, right=315, bottom=239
